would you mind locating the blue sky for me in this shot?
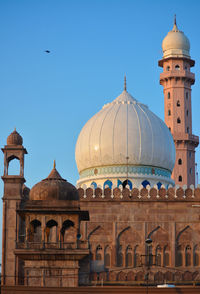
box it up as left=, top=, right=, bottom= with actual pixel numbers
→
left=0, top=0, right=200, bottom=258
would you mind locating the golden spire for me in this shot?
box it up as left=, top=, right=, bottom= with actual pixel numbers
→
left=53, top=160, right=56, bottom=169
left=124, top=75, right=127, bottom=92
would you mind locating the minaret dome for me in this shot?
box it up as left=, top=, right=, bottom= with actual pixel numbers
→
left=162, top=16, right=190, bottom=59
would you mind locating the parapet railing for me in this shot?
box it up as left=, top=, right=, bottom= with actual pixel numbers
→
left=78, top=186, right=200, bottom=201
left=15, top=240, right=88, bottom=250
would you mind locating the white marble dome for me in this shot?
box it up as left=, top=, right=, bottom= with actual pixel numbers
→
left=162, top=20, right=190, bottom=59
left=75, top=87, right=175, bottom=188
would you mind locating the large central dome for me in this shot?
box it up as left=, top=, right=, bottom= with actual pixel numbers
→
left=75, top=85, right=175, bottom=188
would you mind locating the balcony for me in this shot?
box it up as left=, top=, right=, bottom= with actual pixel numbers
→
left=15, top=240, right=88, bottom=250
left=160, top=70, right=195, bottom=84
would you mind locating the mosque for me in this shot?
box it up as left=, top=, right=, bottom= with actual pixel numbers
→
left=1, top=18, right=200, bottom=293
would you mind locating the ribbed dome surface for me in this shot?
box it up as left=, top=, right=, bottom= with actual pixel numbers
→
left=30, top=166, right=79, bottom=201
left=162, top=21, right=190, bottom=58
left=7, top=129, right=23, bottom=145
left=75, top=90, right=175, bottom=174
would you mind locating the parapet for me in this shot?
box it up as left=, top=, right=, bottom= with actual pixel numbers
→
left=78, top=185, right=200, bottom=202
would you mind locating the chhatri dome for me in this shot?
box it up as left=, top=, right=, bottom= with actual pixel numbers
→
left=75, top=77, right=175, bottom=189
left=162, top=15, right=190, bottom=59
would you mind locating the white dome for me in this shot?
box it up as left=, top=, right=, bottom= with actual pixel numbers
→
left=75, top=89, right=175, bottom=187
left=162, top=21, right=190, bottom=59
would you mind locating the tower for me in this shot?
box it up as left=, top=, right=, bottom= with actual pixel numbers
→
left=1, top=129, right=27, bottom=286
left=159, top=17, right=199, bottom=186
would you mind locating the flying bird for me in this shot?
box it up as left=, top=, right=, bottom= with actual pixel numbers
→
left=44, top=50, right=50, bottom=53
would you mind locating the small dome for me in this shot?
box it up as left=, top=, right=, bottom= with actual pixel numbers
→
left=30, top=162, right=79, bottom=201
left=162, top=19, right=190, bottom=59
left=7, top=129, right=23, bottom=145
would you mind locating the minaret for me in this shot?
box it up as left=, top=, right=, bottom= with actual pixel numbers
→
left=159, top=17, right=199, bottom=186
left=1, top=129, right=27, bottom=285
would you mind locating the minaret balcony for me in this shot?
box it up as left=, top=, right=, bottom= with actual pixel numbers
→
left=173, top=132, right=199, bottom=146
left=160, top=70, right=195, bottom=84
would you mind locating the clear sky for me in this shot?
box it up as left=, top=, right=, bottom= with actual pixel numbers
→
left=0, top=0, right=200, bottom=259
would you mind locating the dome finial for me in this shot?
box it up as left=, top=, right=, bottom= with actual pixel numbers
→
left=53, top=160, right=56, bottom=169
left=124, top=75, right=127, bottom=92
left=172, top=14, right=178, bottom=31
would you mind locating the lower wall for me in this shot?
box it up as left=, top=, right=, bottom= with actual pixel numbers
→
left=1, top=286, right=200, bottom=294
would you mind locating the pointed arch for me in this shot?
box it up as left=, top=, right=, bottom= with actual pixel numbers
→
left=185, top=245, right=191, bottom=266
left=157, top=182, right=162, bottom=189
left=122, top=179, right=132, bottom=189
left=96, top=244, right=103, bottom=260
left=104, top=245, right=111, bottom=267
left=103, top=180, right=112, bottom=189
left=156, top=245, right=162, bottom=266
left=142, top=180, right=150, bottom=188
left=29, top=219, right=41, bottom=242
left=164, top=245, right=170, bottom=266
left=91, top=181, right=97, bottom=189
left=125, top=245, right=133, bottom=267
left=46, top=220, right=58, bottom=243
left=194, top=245, right=199, bottom=266
left=134, top=245, right=140, bottom=267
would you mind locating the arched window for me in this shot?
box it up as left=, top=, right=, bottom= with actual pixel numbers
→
left=167, top=92, right=170, bottom=99
left=186, top=110, right=189, bottom=116
left=187, top=127, right=189, bottom=133
left=176, top=245, right=182, bottom=266
left=194, top=245, right=199, bottom=266
left=117, top=245, right=123, bottom=267
left=126, top=245, right=132, bottom=267
left=185, top=245, right=191, bottom=266
left=104, top=246, right=111, bottom=267
left=157, top=182, right=162, bottom=189
left=169, top=127, right=171, bottom=132
left=163, top=245, right=169, bottom=266
left=46, top=220, right=58, bottom=243
left=134, top=245, right=140, bottom=267
left=96, top=245, right=103, bottom=260
left=186, top=92, right=189, bottom=99
left=122, top=179, right=132, bottom=189
left=177, top=100, right=180, bottom=107
left=178, top=159, right=182, bottom=165
left=178, top=175, right=182, bottom=182
left=103, top=180, right=112, bottom=189
left=8, top=157, right=20, bottom=175
left=61, top=220, right=75, bottom=243
left=29, top=220, right=42, bottom=242
left=148, top=245, right=153, bottom=266
left=177, top=117, right=181, bottom=124
left=91, top=181, right=97, bottom=189
left=141, top=180, right=150, bottom=188
left=175, top=64, right=180, bottom=70
left=117, top=179, right=123, bottom=188
left=156, top=246, right=162, bottom=266
left=168, top=110, right=171, bottom=116
left=166, top=66, right=170, bottom=71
